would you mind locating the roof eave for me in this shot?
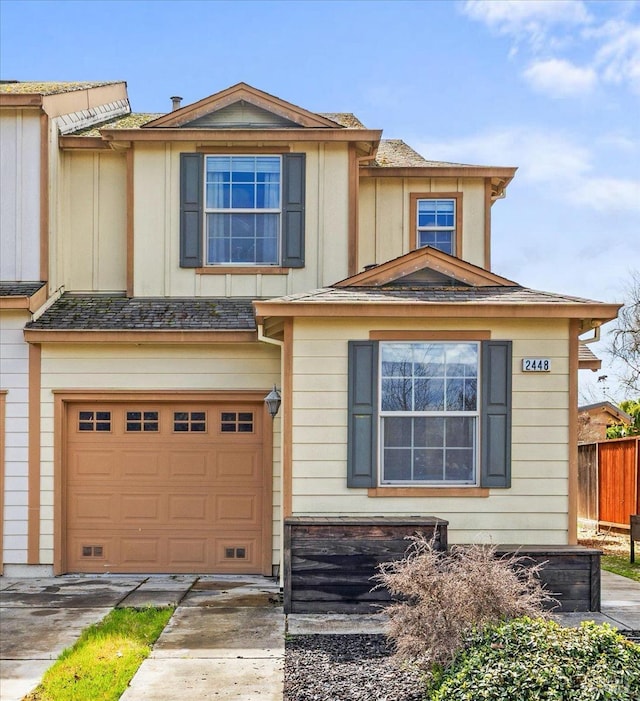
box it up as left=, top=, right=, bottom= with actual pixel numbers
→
left=360, top=165, right=517, bottom=179
left=98, top=127, right=383, bottom=147
left=0, top=285, right=48, bottom=312
left=254, top=299, right=621, bottom=323
left=23, top=329, right=257, bottom=344
left=0, top=94, right=43, bottom=108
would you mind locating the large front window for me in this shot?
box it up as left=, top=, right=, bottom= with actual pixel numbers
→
left=205, top=155, right=281, bottom=265
left=380, top=342, right=479, bottom=484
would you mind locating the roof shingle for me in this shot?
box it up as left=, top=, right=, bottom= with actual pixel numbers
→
left=26, top=294, right=257, bottom=331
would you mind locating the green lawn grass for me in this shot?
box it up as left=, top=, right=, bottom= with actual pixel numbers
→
left=24, top=607, right=174, bottom=701
left=601, top=554, right=640, bottom=582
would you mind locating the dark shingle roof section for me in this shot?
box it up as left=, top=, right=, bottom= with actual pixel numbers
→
left=0, top=281, right=46, bottom=297
left=275, top=285, right=605, bottom=306
left=26, top=295, right=257, bottom=331
left=0, top=81, right=123, bottom=95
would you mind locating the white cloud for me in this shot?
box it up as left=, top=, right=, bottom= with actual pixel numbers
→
left=523, top=58, right=597, bottom=97
left=418, top=127, right=591, bottom=183
left=463, top=0, right=640, bottom=96
left=567, top=176, right=640, bottom=213
left=417, top=127, right=640, bottom=212
left=462, top=0, right=591, bottom=30
left=591, top=20, right=640, bottom=94
left=462, top=0, right=591, bottom=47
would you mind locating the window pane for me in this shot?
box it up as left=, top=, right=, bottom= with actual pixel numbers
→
left=384, top=416, right=413, bottom=447
left=381, top=378, right=412, bottom=411
left=383, top=448, right=412, bottom=481
left=415, top=449, right=444, bottom=481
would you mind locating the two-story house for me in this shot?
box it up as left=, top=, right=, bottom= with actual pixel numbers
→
left=0, top=81, right=618, bottom=610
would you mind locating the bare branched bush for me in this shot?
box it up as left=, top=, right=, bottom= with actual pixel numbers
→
left=374, top=534, right=557, bottom=670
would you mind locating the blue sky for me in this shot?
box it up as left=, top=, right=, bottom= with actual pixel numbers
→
left=1, top=0, right=639, bottom=400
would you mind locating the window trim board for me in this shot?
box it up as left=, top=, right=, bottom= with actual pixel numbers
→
left=409, top=192, right=462, bottom=257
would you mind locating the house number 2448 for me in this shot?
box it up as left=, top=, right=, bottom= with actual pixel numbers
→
left=522, top=358, right=551, bottom=372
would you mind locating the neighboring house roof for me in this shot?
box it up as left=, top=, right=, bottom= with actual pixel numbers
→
left=0, top=281, right=47, bottom=312
left=25, top=294, right=257, bottom=333
left=578, top=401, right=632, bottom=424
left=578, top=343, right=602, bottom=371
left=0, top=81, right=123, bottom=95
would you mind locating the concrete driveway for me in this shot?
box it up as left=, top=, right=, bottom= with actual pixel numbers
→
left=0, top=574, right=283, bottom=701
left=1, top=569, right=638, bottom=700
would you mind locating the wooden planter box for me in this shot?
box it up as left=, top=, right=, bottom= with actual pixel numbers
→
left=284, top=516, right=448, bottom=613
left=284, top=517, right=601, bottom=614
left=495, top=545, right=601, bottom=612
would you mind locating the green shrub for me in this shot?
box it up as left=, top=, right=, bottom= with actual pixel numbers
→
left=374, top=535, right=555, bottom=669
left=429, top=617, right=640, bottom=701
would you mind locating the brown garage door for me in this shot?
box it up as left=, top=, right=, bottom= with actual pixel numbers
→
left=65, top=401, right=267, bottom=574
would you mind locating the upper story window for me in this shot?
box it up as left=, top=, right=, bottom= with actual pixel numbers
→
left=380, top=342, right=479, bottom=485
left=205, top=156, right=281, bottom=265
left=410, top=193, right=461, bottom=257
left=417, top=199, right=455, bottom=254
left=180, top=152, right=305, bottom=270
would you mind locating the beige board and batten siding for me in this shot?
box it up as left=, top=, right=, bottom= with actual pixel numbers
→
left=0, top=110, right=41, bottom=281
left=37, top=342, right=281, bottom=566
left=0, top=311, right=31, bottom=564
left=59, top=150, right=127, bottom=292
left=132, top=142, right=350, bottom=298
left=358, top=177, right=486, bottom=271
left=290, top=317, right=571, bottom=545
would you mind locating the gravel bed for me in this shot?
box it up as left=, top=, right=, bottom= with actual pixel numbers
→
left=284, top=634, right=425, bottom=701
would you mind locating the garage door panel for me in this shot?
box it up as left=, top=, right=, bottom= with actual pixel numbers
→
left=121, top=493, right=163, bottom=522
left=65, top=400, right=266, bottom=574
left=168, top=450, right=209, bottom=478
left=70, top=493, right=115, bottom=522
left=168, top=494, right=209, bottom=521
left=121, top=450, right=166, bottom=479
left=168, top=538, right=208, bottom=565
left=216, top=494, right=260, bottom=526
left=120, top=537, right=160, bottom=566
left=214, top=449, right=261, bottom=480
left=71, top=450, right=115, bottom=479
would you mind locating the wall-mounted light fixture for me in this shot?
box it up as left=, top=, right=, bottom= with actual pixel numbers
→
left=264, top=385, right=281, bottom=418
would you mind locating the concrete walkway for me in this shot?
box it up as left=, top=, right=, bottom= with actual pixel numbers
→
left=1, top=570, right=638, bottom=700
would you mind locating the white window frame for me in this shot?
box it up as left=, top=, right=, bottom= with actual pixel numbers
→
left=203, top=154, right=282, bottom=266
left=416, top=197, right=456, bottom=255
left=378, top=341, right=480, bottom=486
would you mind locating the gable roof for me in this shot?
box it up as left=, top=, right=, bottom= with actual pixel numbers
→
left=578, top=401, right=632, bottom=424
left=142, top=82, right=342, bottom=129
left=334, top=247, right=519, bottom=288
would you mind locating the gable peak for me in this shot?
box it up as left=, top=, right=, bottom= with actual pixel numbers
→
left=144, top=82, right=341, bottom=129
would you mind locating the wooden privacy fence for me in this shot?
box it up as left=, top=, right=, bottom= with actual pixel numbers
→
left=578, top=437, right=640, bottom=529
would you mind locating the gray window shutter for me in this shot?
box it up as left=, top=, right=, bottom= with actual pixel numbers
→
left=180, top=153, right=203, bottom=267
left=281, top=153, right=305, bottom=268
left=347, top=341, right=378, bottom=488
left=480, top=340, right=512, bottom=488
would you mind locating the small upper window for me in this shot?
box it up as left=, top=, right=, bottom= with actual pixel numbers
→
left=204, top=155, right=281, bottom=265
left=415, top=198, right=456, bottom=255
